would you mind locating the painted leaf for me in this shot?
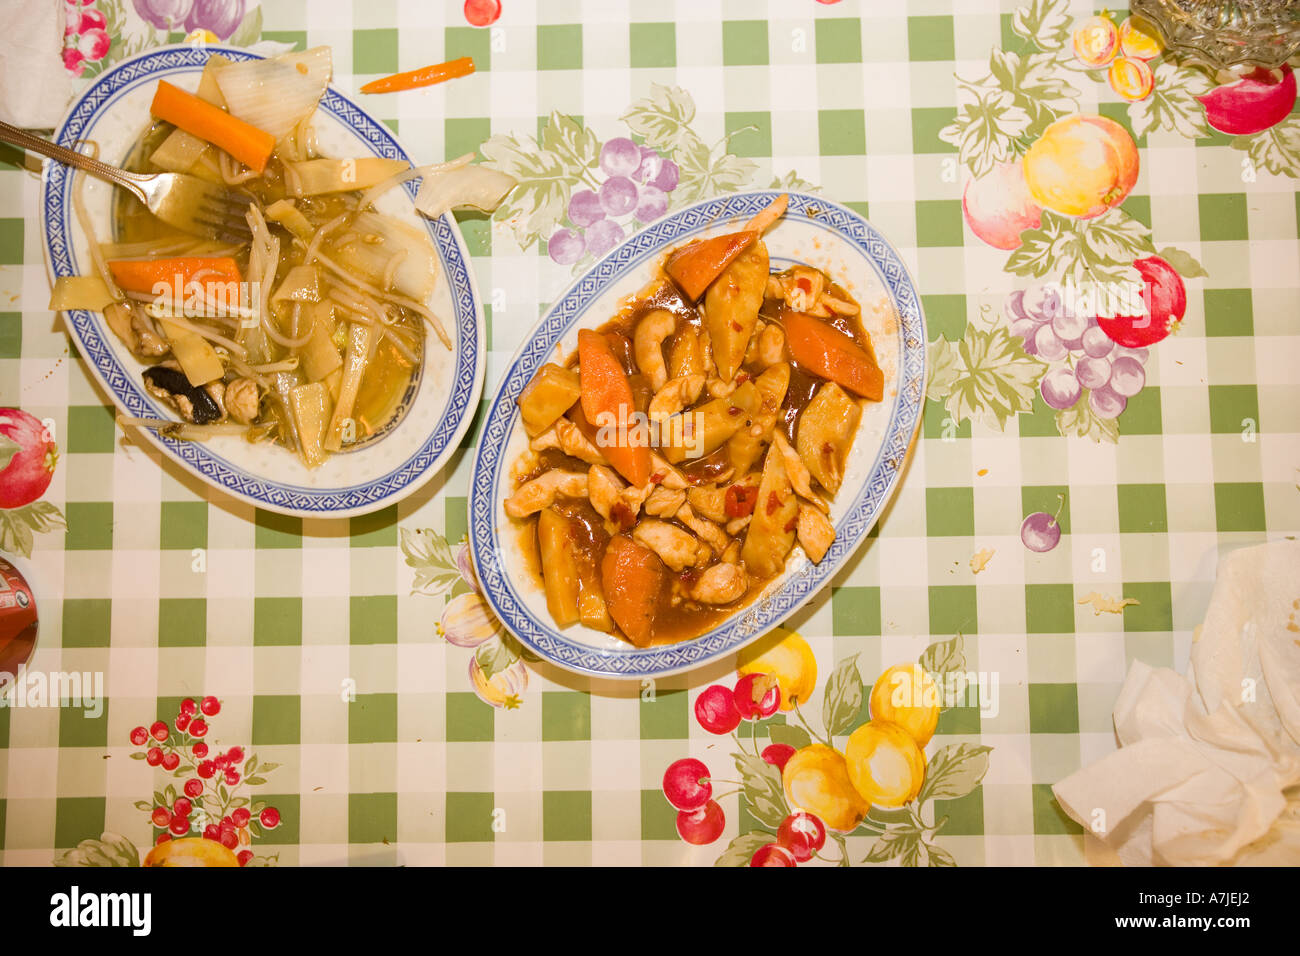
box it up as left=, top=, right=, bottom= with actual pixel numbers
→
left=919, top=633, right=966, bottom=687
left=474, top=633, right=521, bottom=680
left=938, top=84, right=1031, bottom=177
left=927, top=843, right=958, bottom=866
left=867, top=805, right=914, bottom=827
left=917, top=743, right=993, bottom=803
left=1010, top=0, right=1071, bottom=51
left=1156, top=246, right=1208, bottom=279
left=821, top=654, right=864, bottom=738
left=399, top=527, right=461, bottom=596
left=54, top=832, right=140, bottom=867
left=228, top=5, right=264, bottom=48
left=479, top=136, right=578, bottom=249
left=1129, top=62, right=1213, bottom=140
left=1006, top=209, right=1155, bottom=285
left=1055, top=390, right=1120, bottom=444
left=944, top=325, right=1046, bottom=431
left=734, top=751, right=789, bottom=829
left=674, top=134, right=757, bottom=203
left=539, top=110, right=600, bottom=172
left=829, top=831, right=851, bottom=866
left=767, top=721, right=812, bottom=751
left=620, top=84, right=697, bottom=154
left=864, top=824, right=922, bottom=863
left=1233, top=116, right=1300, bottom=179
left=714, top=830, right=776, bottom=867
left=988, top=49, right=1079, bottom=138
left=926, top=336, right=961, bottom=401
left=0, top=501, right=66, bottom=559
left=769, top=169, right=820, bottom=192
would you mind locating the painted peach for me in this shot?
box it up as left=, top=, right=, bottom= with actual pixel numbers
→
left=1118, top=16, right=1162, bottom=60
left=143, top=837, right=239, bottom=867
left=1109, top=56, right=1155, bottom=101
left=1072, top=15, right=1118, bottom=68
left=1023, top=114, right=1139, bottom=219
left=962, top=161, right=1043, bottom=250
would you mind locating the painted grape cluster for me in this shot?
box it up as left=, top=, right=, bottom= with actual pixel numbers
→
left=547, top=137, right=680, bottom=266
left=1006, top=283, right=1149, bottom=422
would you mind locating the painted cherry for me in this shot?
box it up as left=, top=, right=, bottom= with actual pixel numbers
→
left=260, top=807, right=281, bottom=829
left=149, top=721, right=169, bottom=742
left=173, top=797, right=192, bottom=817
left=694, top=684, right=742, bottom=734
left=184, top=779, right=203, bottom=798
left=179, top=698, right=197, bottom=716
left=237, top=850, right=254, bottom=867
left=226, top=746, right=244, bottom=764
left=197, top=760, right=216, bottom=778
left=174, top=713, right=191, bottom=732
left=200, top=696, right=220, bottom=716
left=188, top=719, right=208, bottom=738
left=776, top=811, right=827, bottom=862
left=761, top=743, right=797, bottom=772
left=203, top=824, right=220, bottom=841
left=146, top=747, right=163, bottom=767
left=161, top=753, right=180, bottom=771
left=733, top=673, right=781, bottom=720
left=191, top=742, right=209, bottom=759
left=129, top=726, right=148, bottom=746
left=155, top=832, right=171, bottom=846
left=675, top=800, right=725, bottom=845
left=231, top=807, right=251, bottom=828
left=224, top=769, right=240, bottom=787
left=463, top=0, right=501, bottom=28
left=662, top=758, right=712, bottom=811
left=168, top=814, right=190, bottom=836
left=750, top=843, right=798, bottom=866
left=150, top=807, right=170, bottom=828
left=219, top=827, right=239, bottom=850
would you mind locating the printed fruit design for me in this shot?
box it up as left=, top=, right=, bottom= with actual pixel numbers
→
left=662, top=758, right=726, bottom=845
left=129, top=695, right=281, bottom=867
left=735, top=627, right=817, bottom=713
left=0, top=409, right=57, bottom=509
left=868, top=663, right=940, bottom=747
left=1109, top=57, right=1155, bottom=102
left=132, top=0, right=246, bottom=40
left=844, top=721, right=926, bottom=809
left=1021, top=495, right=1066, bottom=554
left=143, top=836, right=239, bottom=867
left=463, top=0, right=502, bottom=27
left=1096, top=255, right=1186, bottom=348
left=781, top=744, right=869, bottom=832
left=961, top=161, right=1042, bottom=251
left=1022, top=114, right=1139, bottom=219
left=1006, top=280, right=1154, bottom=423
left=1118, top=16, right=1162, bottom=60
left=1198, top=66, right=1297, bottom=136
left=1071, top=15, right=1118, bottom=68
left=549, top=137, right=680, bottom=265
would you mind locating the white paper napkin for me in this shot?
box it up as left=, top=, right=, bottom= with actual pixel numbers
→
left=1054, top=540, right=1300, bottom=866
left=0, top=1, right=77, bottom=129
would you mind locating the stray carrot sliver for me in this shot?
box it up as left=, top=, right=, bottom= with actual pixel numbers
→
left=149, top=80, right=274, bottom=174
left=360, top=56, right=476, bottom=94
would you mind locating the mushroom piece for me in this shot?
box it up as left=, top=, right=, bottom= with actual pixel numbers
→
left=224, top=377, right=261, bottom=424
left=142, top=363, right=224, bottom=424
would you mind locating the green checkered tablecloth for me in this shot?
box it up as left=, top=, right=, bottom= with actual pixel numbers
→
left=0, top=0, right=1297, bottom=867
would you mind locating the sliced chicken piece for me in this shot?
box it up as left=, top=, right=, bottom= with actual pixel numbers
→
left=650, top=452, right=689, bottom=490
left=772, top=431, right=828, bottom=512
left=675, top=502, right=730, bottom=555
left=504, top=470, right=588, bottom=518
left=687, top=485, right=728, bottom=524
left=744, top=192, right=788, bottom=234
left=648, top=373, right=707, bottom=423
left=632, top=519, right=709, bottom=572
left=725, top=515, right=752, bottom=537
left=530, top=417, right=607, bottom=465
left=633, top=309, right=676, bottom=392
left=797, top=504, right=836, bottom=564
left=645, top=486, right=687, bottom=517
left=721, top=540, right=742, bottom=565
left=755, top=322, right=786, bottom=368
left=588, top=464, right=625, bottom=521
left=689, top=562, right=747, bottom=605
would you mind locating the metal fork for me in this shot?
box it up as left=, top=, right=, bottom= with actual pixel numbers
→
left=0, top=120, right=254, bottom=243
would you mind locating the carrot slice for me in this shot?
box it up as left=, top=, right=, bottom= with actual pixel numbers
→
left=149, top=80, right=274, bottom=173
left=108, top=256, right=242, bottom=296
left=664, top=231, right=756, bottom=302
left=360, top=57, right=475, bottom=94
left=577, top=329, right=650, bottom=486
left=783, top=311, right=884, bottom=401
left=601, top=535, right=666, bottom=647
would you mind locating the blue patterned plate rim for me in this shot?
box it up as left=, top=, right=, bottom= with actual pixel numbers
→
left=469, top=190, right=927, bottom=680
left=39, top=44, right=484, bottom=518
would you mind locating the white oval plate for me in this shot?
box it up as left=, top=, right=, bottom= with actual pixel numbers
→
left=40, top=45, right=484, bottom=518
left=469, top=191, right=926, bottom=679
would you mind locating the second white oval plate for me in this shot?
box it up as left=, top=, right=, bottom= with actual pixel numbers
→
left=40, top=45, right=485, bottom=518
left=470, top=191, right=926, bottom=679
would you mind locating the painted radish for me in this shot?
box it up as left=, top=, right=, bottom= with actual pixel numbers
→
left=1198, top=66, right=1296, bottom=136
left=0, top=409, right=57, bottom=509
left=1096, top=256, right=1187, bottom=349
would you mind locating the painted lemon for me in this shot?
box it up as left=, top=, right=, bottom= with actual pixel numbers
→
left=781, top=744, right=869, bottom=832
left=143, top=837, right=239, bottom=867
left=1022, top=114, right=1139, bottom=219
left=736, top=627, right=817, bottom=712
left=869, top=663, right=941, bottom=747
left=845, top=720, right=926, bottom=808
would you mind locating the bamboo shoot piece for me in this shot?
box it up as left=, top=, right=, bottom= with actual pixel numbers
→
left=265, top=200, right=315, bottom=243
left=48, top=275, right=116, bottom=312
left=703, top=240, right=768, bottom=382
left=289, top=382, right=332, bottom=469
left=323, top=322, right=371, bottom=451
left=795, top=382, right=860, bottom=495
left=286, top=158, right=410, bottom=195
left=537, top=507, right=581, bottom=627
left=740, top=443, right=798, bottom=580
left=517, top=362, right=582, bottom=436
left=155, top=317, right=225, bottom=386
left=661, top=382, right=758, bottom=464
left=299, top=301, right=343, bottom=382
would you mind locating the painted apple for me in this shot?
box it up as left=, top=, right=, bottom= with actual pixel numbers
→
left=1198, top=66, right=1296, bottom=136
left=1096, top=255, right=1186, bottom=349
left=962, top=161, right=1043, bottom=250
left=0, top=409, right=57, bottom=510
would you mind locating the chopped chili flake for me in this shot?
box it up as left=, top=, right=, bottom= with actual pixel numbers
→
left=796, top=277, right=812, bottom=294
left=766, top=491, right=781, bottom=515
left=784, top=515, right=799, bottom=533
left=731, top=321, right=743, bottom=332
left=728, top=406, right=743, bottom=416
left=610, top=502, right=635, bottom=531
left=735, top=372, right=750, bottom=384
left=650, top=471, right=665, bottom=485
left=725, top=484, right=758, bottom=518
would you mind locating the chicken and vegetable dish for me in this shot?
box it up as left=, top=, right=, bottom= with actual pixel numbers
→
left=506, top=195, right=886, bottom=647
